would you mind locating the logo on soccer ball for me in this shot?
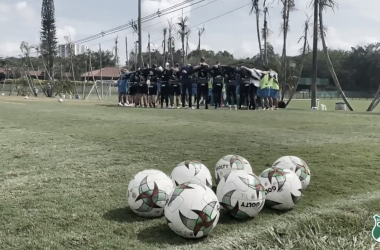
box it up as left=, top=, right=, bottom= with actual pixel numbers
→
left=220, top=190, right=250, bottom=219
left=372, top=214, right=380, bottom=242
left=167, top=182, right=194, bottom=206
left=179, top=201, right=219, bottom=237
left=135, top=176, right=168, bottom=212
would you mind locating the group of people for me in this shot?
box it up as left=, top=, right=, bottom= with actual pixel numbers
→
left=117, top=58, right=280, bottom=110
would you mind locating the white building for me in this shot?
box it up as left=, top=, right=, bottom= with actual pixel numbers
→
left=58, top=43, right=88, bottom=58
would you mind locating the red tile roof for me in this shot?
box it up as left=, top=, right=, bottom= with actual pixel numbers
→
left=81, top=67, right=121, bottom=78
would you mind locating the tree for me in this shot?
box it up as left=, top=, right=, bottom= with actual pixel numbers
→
left=250, top=0, right=263, bottom=65
left=319, top=0, right=353, bottom=111
left=197, top=26, right=205, bottom=60
left=279, top=0, right=296, bottom=101
left=177, top=16, right=190, bottom=66
left=310, top=0, right=319, bottom=108
left=40, top=0, right=57, bottom=79
left=162, top=27, right=167, bottom=65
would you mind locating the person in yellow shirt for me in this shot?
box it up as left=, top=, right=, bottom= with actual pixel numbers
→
left=269, top=70, right=279, bottom=110
left=258, top=67, right=270, bottom=110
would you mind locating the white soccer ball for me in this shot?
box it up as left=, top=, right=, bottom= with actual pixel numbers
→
left=170, top=161, right=212, bottom=188
left=58, top=98, right=63, bottom=103
left=127, top=169, right=174, bottom=218
left=217, top=170, right=265, bottom=219
left=24, top=96, right=28, bottom=99
left=165, top=183, right=220, bottom=238
left=272, top=156, right=311, bottom=190
left=1, top=93, right=4, bottom=96
left=259, top=167, right=302, bottom=211
left=215, top=155, right=253, bottom=184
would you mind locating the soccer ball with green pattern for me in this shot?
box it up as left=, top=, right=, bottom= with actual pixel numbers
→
left=216, top=170, right=265, bottom=219
left=127, top=169, right=174, bottom=218
left=258, top=167, right=302, bottom=211
left=170, top=161, right=213, bottom=188
left=214, top=155, right=254, bottom=184
left=164, top=183, right=220, bottom=238
left=272, top=156, right=311, bottom=190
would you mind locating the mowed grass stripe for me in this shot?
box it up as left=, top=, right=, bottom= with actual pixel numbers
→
left=1, top=99, right=380, bottom=249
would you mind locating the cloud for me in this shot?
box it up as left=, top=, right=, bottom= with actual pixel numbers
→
left=56, top=26, right=77, bottom=44
left=0, top=42, right=22, bottom=57
left=15, top=1, right=37, bottom=23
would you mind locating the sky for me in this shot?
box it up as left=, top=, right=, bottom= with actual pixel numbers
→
left=0, top=0, right=379, bottom=65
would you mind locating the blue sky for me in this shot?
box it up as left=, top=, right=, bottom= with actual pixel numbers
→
left=0, top=0, right=379, bottom=64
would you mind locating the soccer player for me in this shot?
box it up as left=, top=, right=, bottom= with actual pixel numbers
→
left=129, top=71, right=140, bottom=107
left=240, top=66, right=263, bottom=110
left=118, top=69, right=130, bottom=106
left=238, top=67, right=250, bottom=109
left=224, top=66, right=238, bottom=110
left=179, top=63, right=195, bottom=109
left=209, top=63, right=224, bottom=109
left=169, top=63, right=181, bottom=108
left=197, top=58, right=210, bottom=109
left=269, top=70, right=279, bottom=110
left=145, top=65, right=160, bottom=108
left=160, top=63, right=171, bottom=108
left=192, top=74, right=198, bottom=105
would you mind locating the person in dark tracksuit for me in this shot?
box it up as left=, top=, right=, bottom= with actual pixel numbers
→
left=238, top=69, right=250, bottom=110
left=160, top=64, right=171, bottom=108
left=192, top=74, right=198, bottom=105
left=224, top=66, right=238, bottom=110
left=209, top=63, right=224, bottom=109
left=197, top=58, right=210, bottom=109
left=170, top=63, right=181, bottom=109
left=179, top=64, right=194, bottom=109
left=241, top=66, right=262, bottom=110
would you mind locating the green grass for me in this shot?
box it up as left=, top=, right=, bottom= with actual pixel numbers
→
left=1, top=96, right=380, bottom=249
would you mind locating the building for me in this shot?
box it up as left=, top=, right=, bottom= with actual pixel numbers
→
left=58, top=43, right=88, bottom=58
left=81, top=67, right=122, bottom=81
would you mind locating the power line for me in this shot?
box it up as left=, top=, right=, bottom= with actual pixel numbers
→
left=150, top=2, right=251, bottom=44
left=73, top=0, right=204, bottom=44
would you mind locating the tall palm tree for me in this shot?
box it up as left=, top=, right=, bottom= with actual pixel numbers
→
left=310, top=0, right=318, bottom=108
left=177, top=16, right=190, bottom=66
left=319, top=0, right=353, bottom=111
left=280, top=0, right=296, bottom=101
left=197, top=26, right=205, bottom=60
left=250, top=0, right=263, bottom=65
left=285, top=16, right=310, bottom=107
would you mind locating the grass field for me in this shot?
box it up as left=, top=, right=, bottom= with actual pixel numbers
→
left=1, top=95, right=380, bottom=250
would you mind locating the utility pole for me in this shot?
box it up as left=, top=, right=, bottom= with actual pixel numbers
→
left=148, top=33, right=151, bottom=68
left=99, top=43, right=103, bottom=100
left=138, top=0, right=143, bottom=68
left=125, top=36, right=129, bottom=69
left=311, top=0, right=318, bottom=108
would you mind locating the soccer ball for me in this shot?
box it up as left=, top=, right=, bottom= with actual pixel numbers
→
left=24, top=96, right=28, bottom=99
left=272, top=156, right=311, bottom=190
left=170, top=161, right=212, bottom=188
left=127, top=169, right=174, bottom=218
left=217, top=170, right=265, bottom=219
left=58, top=98, right=63, bottom=103
left=258, top=167, right=302, bottom=211
left=215, top=155, right=253, bottom=184
left=165, top=183, right=220, bottom=238
left=1, top=93, right=4, bottom=96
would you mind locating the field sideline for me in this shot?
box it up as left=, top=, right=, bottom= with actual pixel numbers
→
left=1, top=96, right=380, bottom=249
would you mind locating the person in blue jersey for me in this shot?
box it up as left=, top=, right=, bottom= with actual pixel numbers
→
left=197, top=58, right=210, bottom=109
left=118, top=69, right=128, bottom=106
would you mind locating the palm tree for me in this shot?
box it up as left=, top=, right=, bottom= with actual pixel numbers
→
left=177, top=16, right=190, bottom=66
left=285, top=16, right=310, bottom=107
left=197, top=26, right=205, bottom=60
left=280, top=0, right=296, bottom=102
left=319, top=0, right=353, bottom=111
left=250, top=0, right=263, bottom=65
left=310, top=0, right=318, bottom=108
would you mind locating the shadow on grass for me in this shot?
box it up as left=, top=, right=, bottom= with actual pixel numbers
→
left=217, top=212, right=253, bottom=225
left=137, top=223, right=207, bottom=246
left=103, top=207, right=161, bottom=223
